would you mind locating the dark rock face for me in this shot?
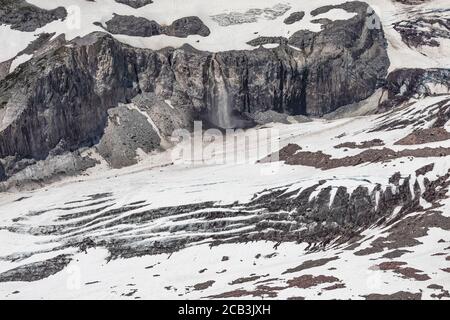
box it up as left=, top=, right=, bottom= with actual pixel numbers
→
left=114, top=0, right=153, bottom=8
left=0, top=33, right=139, bottom=162
left=1, top=152, right=98, bottom=188
left=103, top=14, right=162, bottom=37
left=364, top=291, right=422, bottom=300
left=165, top=16, right=211, bottom=38
left=97, top=104, right=161, bottom=168
left=381, top=68, right=450, bottom=108
left=0, top=1, right=389, bottom=174
left=102, top=14, right=211, bottom=38
left=395, top=128, right=450, bottom=146
left=284, top=11, right=305, bottom=25
left=0, top=0, right=67, bottom=32
left=0, top=161, right=6, bottom=181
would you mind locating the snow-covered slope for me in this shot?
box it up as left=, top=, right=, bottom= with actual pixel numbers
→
left=1, top=93, right=450, bottom=299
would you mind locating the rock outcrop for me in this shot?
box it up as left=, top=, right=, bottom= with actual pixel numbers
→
left=97, top=104, right=161, bottom=168
left=114, top=0, right=153, bottom=8
left=0, top=0, right=67, bottom=32
left=100, top=14, right=211, bottom=38
left=284, top=11, right=305, bottom=25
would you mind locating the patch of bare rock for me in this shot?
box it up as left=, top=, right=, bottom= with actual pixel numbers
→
left=229, top=275, right=263, bottom=285
left=284, top=11, right=305, bottom=25
left=99, top=14, right=210, bottom=38
left=334, top=139, right=384, bottom=149
left=376, top=261, right=431, bottom=281
left=261, top=143, right=450, bottom=170
left=282, top=257, right=339, bottom=274
left=206, top=285, right=281, bottom=299
left=0, top=254, right=72, bottom=282
left=286, top=275, right=340, bottom=289
left=394, top=128, right=450, bottom=145
left=364, top=291, right=422, bottom=300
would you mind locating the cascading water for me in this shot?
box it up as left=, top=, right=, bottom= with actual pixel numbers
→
left=208, top=55, right=233, bottom=129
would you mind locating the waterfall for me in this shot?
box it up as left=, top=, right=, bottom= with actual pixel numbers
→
left=208, top=55, right=233, bottom=129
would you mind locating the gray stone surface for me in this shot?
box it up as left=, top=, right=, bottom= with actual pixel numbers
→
left=97, top=104, right=161, bottom=168
left=0, top=0, right=66, bottom=32
left=0, top=152, right=98, bottom=190
left=0, top=254, right=72, bottom=282
left=102, top=14, right=210, bottom=38
left=284, top=11, right=305, bottom=25
left=393, top=8, right=450, bottom=47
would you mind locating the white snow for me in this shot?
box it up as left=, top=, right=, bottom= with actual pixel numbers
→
left=9, top=54, right=33, bottom=73
left=0, top=92, right=449, bottom=299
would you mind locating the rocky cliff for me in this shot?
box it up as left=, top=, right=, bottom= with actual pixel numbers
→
left=0, top=1, right=389, bottom=178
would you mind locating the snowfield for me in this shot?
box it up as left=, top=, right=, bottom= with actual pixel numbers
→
left=1, top=93, right=450, bottom=299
